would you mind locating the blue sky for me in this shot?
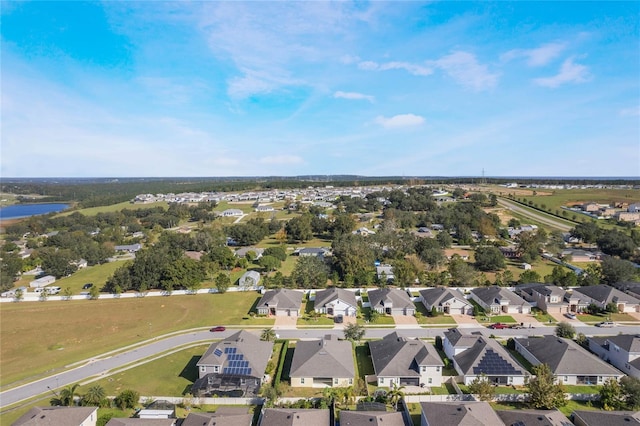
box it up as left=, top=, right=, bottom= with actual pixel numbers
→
left=1, top=1, right=638, bottom=177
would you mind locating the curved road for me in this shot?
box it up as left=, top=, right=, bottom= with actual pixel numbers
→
left=497, top=198, right=573, bottom=232
left=2, top=323, right=636, bottom=409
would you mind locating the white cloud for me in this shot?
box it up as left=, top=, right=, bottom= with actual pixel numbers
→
left=501, top=42, right=566, bottom=67
left=534, top=57, right=591, bottom=88
left=358, top=60, right=433, bottom=76
left=333, top=91, right=374, bottom=103
left=258, top=155, right=304, bottom=165
left=620, top=106, right=640, bottom=117
left=375, top=114, right=425, bottom=128
left=433, top=51, right=499, bottom=91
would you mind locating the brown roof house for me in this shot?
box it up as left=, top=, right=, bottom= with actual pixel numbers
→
left=420, top=401, right=505, bottom=426
left=340, top=411, right=409, bottom=426
left=290, top=334, right=355, bottom=388
left=256, top=288, right=303, bottom=317
left=258, top=408, right=331, bottom=426
left=192, top=330, right=273, bottom=397
left=13, top=406, right=98, bottom=426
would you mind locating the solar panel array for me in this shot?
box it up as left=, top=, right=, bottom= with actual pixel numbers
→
left=228, top=353, right=244, bottom=361
left=224, top=347, right=237, bottom=354
left=223, top=366, right=252, bottom=375
left=472, top=349, right=521, bottom=375
left=213, top=348, right=223, bottom=357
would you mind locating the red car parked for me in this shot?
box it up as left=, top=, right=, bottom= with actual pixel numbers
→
left=489, top=323, right=509, bottom=329
left=210, top=326, right=226, bottom=332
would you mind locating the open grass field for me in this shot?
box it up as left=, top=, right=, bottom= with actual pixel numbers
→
left=414, top=304, right=456, bottom=325
left=57, top=201, right=169, bottom=217
left=531, top=189, right=640, bottom=212
left=0, top=292, right=265, bottom=387
left=576, top=312, right=637, bottom=323
left=79, top=343, right=211, bottom=397
left=41, top=260, right=129, bottom=295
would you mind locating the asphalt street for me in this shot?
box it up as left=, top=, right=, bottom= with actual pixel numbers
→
left=497, top=198, right=573, bottom=232
left=1, top=323, right=636, bottom=408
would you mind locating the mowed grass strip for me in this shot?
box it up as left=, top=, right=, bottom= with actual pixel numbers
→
left=56, top=201, right=169, bottom=217
left=0, top=292, right=262, bottom=387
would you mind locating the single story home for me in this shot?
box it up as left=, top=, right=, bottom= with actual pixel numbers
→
left=114, top=243, right=142, bottom=252
left=14, top=406, right=98, bottom=426
left=369, top=331, right=444, bottom=387
left=340, top=411, right=409, bottom=426
left=572, top=285, right=640, bottom=313
left=193, top=330, right=273, bottom=397
left=375, top=265, right=395, bottom=282
left=419, top=287, right=473, bottom=315
left=181, top=407, right=252, bottom=426
left=235, top=247, right=264, bottom=259
left=258, top=408, right=331, bottom=426
left=453, top=335, right=529, bottom=386
left=313, top=287, right=357, bottom=317
left=514, top=336, right=623, bottom=385
left=29, top=275, right=56, bottom=288
left=420, top=402, right=505, bottom=426
left=220, top=209, right=244, bottom=217
left=496, top=409, right=568, bottom=426
left=289, top=334, right=355, bottom=388
left=368, top=288, right=415, bottom=316
left=256, top=288, right=303, bottom=317
left=572, top=410, right=640, bottom=426
left=469, top=286, right=531, bottom=314
left=106, top=419, right=176, bottom=426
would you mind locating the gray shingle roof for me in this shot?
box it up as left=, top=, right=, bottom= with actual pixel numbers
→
left=572, top=285, right=640, bottom=305
left=470, top=286, right=529, bottom=306
left=419, top=402, right=506, bottom=426
left=340, top=411, right=408, bottom=426
left=443, top=328, right=481, bottom=349
left=106, top=420, right=176, bottom=426
left=314, top=287, right=357, bottom=309
left=515, top=336, right=622, bottom=376
left=257, top=288, right=303, bottom=310
left=368, top=288, right=414, bottom=310
left=259, top=408, right=331, bottom=426
left=369, top=332, right=443, bottom=378
left=572, top=410, right=640, bottom=426
left=496, top=409, right=573, bottom=426
left=182, top=411, right=253, bottom=426
left=197, top=330, right=273, bottom=378
left=290, top=335, right=355, bottom=379
left=454, top=336, right=527, bottom=377
left=419, top=287, right=470, bottom=308
left=604, top=334, right=640, bottom=353
left=14, top=406, right=98, bottom=426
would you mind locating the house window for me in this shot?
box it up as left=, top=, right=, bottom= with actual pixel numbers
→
left=214, top=366, right=219, bottom=373
left=422, top=366, right=426, bottom=372
left=564, top=376, right=568, bottom=382
left=428, top=378, right=432, bottom=384
left=380, top=378, right=384, bottom=384
left=241, top=378, right=246, bottom=385
left=508, top=377, right=513, bottom=383
left=334, top=378, right=339, bottom=385
left=200, top=366, right=206, bottom=373
left=436, top=366, right=440, bottom=372
left=349, top=379, right=353, bottom=385
left=301, top=378, right=305, bottom=384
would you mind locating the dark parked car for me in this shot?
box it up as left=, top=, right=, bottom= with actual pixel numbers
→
left=489, top=323, right=510, bottom=329
left=82, top=283, right=93, bottom=289
left=210, top=326, right=226, bottom=332
left=334, top=315, right=343, bottom=324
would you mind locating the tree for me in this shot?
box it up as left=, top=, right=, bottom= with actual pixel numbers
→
left=600, top=256, right=637, bottom=285
left=526, top=364, right=566, bottom=409
left=448, top=258, right=477, bottom=287
left=89, top=284, right=100, bottom=300
left=436, top=231, right=453, bottom=248
left=475, top=246, right=506, bottom=271
left=285, top=215, right=313, bottom=242
left=343, top=323, right=365, bottom=342
left=264, top=246, right=287, bottom=261
left=620, top=376, right=640, bottom=409
left=571, top=221, right=600, bottom=243
left=214, top=273, right=231, bottom=294
left=114, top=389, right=139, bottom=410
left=555, top=322, right=575, bottom=339
left=82, top=385, right=106, bottom=407
left=579, top=263, right=602, bottom=286
left=62, top=287, right=73, bottom=300
left=599, top=378, right=624, bottom=410
left=519, top=270, right=541, bottom=284
left=58, top=383, right=79, bottom=406
left=261, top=328, right=277, bottom=342
left=291, top=256, right=329, bottom=289
left=386, top=385, right=405, bottom=410
left=468, top=374, right=495, bottom=401
left=259, top=255, right=281, bottom=272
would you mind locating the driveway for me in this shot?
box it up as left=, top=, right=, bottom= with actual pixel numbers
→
left=451, top=314, right=480, bottom=328
left=393, top=314, right=418, bottom=328
left=509, top=313, right=542, bottom=328
left=274, top=315, right=298, bottom=329
left=624, top=311, right=640, bottom=321
left=333, top=315, right=357, bottom=329
left=549, top=311, right=581, bottom=325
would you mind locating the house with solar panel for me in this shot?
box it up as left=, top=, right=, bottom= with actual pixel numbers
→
left=452, top=335, right=529, bottom=385
left=514, top=336, right=623, bottom=385
left=289, top=334, right=355, bottom=388
left=192, top=330, right=273, bottom=397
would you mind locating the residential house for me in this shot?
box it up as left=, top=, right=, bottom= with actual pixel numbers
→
left=572, top=285, right=640, bottom=313
left=192, top=330, right=273, bottom=397
left=255, top=205, right=274, bottom=212
left=589, top=334, right=640, bottom=379
left=138, top=400, right=176, bottom=419
left=289, top=334, right=355, bottom=388
left=297, top=247, right=330, bottom=258
left=238, top=270, right=261, bottom=289
left=220, top=209, right=244, bottom=217
left=496, top=409, right=573, bottom=426
left=106, top=419, right=175, bottom=426
left=612, top=281, right=640, bottom=300
left=561, top=249, right=602, bottom=263
left=514, top=336, right=623, bottom=385
left=114, top=243, right=142, bottom=252
left=182, top=408, right=252, bottom=426
left=259, top=408, right=331, bottom=426
left=235, top=247, right=264, bottom=259
left=29, top=275, right=56, bottom=288
left=516, top=283, right=569, bottom=314
left=419, top=287, right=473, bottom=315
left=469, top=286, right=532, bottom=314
left=368, top=288, right=415, bottom=316
left=572, top=410, right=640, bottom=426
left=313, top=287, right=357, bottom=317
left=340, top=411, right=409, bottom=426
left=13, top=406, right=98, bottom=426
left=256, top=288, right=303, bottom=316
left=420, top=402, right=506, bottom=426
left=442, top=328, right=483, bottom=360
left=375, top=264, right=395, bottom=282
left=452, top=335, right=529, bottom=385
left=369, top=331, right=444, bottom=387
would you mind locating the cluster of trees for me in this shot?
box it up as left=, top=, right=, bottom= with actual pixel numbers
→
left=599, top=376, right=640, bottom=411
left=571, top=222, right=640, bottom=261
left=50, top=383, right=138, bottom=411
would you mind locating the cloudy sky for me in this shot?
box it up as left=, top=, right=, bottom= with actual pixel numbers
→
left=1, top=1, right=638, bottom=177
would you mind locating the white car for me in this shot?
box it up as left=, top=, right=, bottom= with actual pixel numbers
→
left=596, top=321, right=616, bottom=328
left=565, top=312, right=577, bottom=320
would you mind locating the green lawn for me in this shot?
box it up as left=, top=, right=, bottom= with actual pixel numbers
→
left=357, top=307, right=395, bottom=325
left=563, top=385, right=600, bottom=394
left=354, top=344, right=375, bottom=378
left=0, top=292, right=266, bottom=387
left=459, top=384, right=525, bottom=394
left=415, top=302, right=457, bottom=325
left=484, top=315, right=517, bottom=324
left=435, top=348, right=457, bottom=376
left=531, top=308, right=557, bottom=324
left=576, top=312, right=637, bottom=323
left=57, top=201, right=169, bottom=216
left=49, top=261, right=130, bottom=295
left=80, top=344, right=210, bottom=397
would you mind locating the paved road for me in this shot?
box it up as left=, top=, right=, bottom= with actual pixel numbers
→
left=497, top=198, right=573, bottom=232
left=1, top=323, right=635, bottom=409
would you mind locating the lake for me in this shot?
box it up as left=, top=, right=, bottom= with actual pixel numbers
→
left=0, top=203, right=70, bottom=220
